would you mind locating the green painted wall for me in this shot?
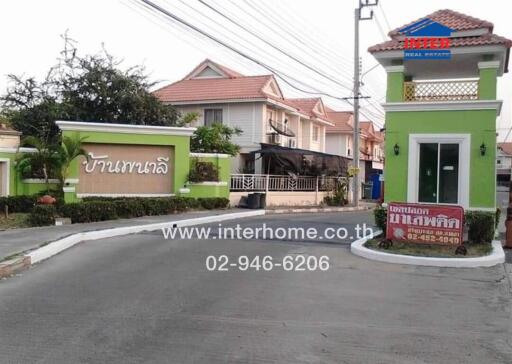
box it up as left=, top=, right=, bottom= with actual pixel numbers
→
left=186, top=155, right=230, bottom=198
left=384, top=109, right=497, bottom=209
left=0, top=152, right=17, bottom=196
left=0, top=152, right=55, bottom=196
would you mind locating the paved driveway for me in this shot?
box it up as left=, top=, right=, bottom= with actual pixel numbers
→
left=0, top=211, right=510, bottom=363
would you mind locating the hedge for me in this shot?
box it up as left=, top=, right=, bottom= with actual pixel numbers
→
left=464, top=211, right=496, bottom=244
left=0, top=195, right=37, bottom=213
left=60, top=197, right=229, bottom=224
left=28, top=205, right=57, bottom=226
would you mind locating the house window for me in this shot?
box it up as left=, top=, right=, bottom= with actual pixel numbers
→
left=204, top=109, right=223, bottom=126
left=312, top=125, right=320, bottom=142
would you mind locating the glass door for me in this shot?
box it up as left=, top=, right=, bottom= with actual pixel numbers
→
left=418, top=143, right=459, bottom=204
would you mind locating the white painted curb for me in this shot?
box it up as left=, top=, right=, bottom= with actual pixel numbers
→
left=351, top=230, right=505, bottom=268
left=27, top=210, right=265, bottom=264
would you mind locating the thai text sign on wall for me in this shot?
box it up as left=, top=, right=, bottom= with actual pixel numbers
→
left=77, top=143, right=173, bottom=195
left=386, top=202, right=464, bottom=245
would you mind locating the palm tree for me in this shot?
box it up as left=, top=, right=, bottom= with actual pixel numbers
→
left=16, top=136, right=61, bottom=194
left=56, top=135, right=89, bottom=188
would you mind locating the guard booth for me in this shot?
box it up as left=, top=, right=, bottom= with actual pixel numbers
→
left=368, top=9, right=511, bottom=212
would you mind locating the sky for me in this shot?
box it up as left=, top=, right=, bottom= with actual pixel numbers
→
left=1, top=0, right=511, bottom=140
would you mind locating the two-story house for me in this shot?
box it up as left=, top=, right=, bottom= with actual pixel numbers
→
left=497, top=142, right=512, bottom=187
left=153, top=59, right=334, bottom=173
left=324, top=108, right=384, bottom=182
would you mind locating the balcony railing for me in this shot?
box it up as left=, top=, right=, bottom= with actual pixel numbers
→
left=230, top=174, right=347, bottom=192
left=404, top=80, right=479, bottom=102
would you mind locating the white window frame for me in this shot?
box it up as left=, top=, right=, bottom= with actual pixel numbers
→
left=407, top=134, right=470, bottom=209
left=312, top=125, right=320, bottom=142
left=0, top=158, right=10, bottom=197
left=204, top=108, right=223, bottom=126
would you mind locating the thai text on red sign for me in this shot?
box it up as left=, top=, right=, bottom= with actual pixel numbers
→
left=386, top=202, right=464, bottom=245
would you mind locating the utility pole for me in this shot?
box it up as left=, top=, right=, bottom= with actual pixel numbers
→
left=352, top=0, right=378, bottom=206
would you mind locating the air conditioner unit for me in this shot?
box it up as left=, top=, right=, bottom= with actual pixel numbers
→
left=288, top=138, right=297, bottom=148
left=268, top=133, right=281, bottom=144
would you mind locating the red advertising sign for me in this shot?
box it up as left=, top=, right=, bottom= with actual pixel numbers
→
left=386, top=202, right=464, bottom=245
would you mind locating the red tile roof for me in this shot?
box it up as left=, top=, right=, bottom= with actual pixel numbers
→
left=325, top=110, right=353, bottom=133
left=388, top=9, right=493, bottom=37
left=284, top=98, right=324, bottom=117
left=154, top=75, right=274, bottom=103
left=369, top=9, right=512, bottom=53
left=369, top=34, right=512, bottom=53
left=0, top=123, right=21, bottom=135
left=498, top=142, right=512, bottom=156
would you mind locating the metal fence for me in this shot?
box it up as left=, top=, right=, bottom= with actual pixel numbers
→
left=404, top=80, right=478, bottom=102
left=230, top=174, right=347, bottom=192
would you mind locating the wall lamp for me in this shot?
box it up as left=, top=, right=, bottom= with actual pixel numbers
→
left=480, top=143, right=486, bottom=156
left=393, top=143, right=400, bottom=156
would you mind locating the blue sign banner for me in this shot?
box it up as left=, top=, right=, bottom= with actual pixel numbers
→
left=404, top=49, right=451, bottom=60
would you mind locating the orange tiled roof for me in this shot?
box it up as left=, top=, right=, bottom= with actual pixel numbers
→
left=498, top=142, right=512, bottom=156
left=325, top=109, right=353, bottom=133
left=154, top=75, right=274, bottom=103
left=368, top=9, right=512, bottom=53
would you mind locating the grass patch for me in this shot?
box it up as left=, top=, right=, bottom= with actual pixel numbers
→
left=0, top=213, right=31, bottom=230
left=364, top=239, right=492, bottom=258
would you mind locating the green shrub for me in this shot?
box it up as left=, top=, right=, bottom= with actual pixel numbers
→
left=28, top=205, right=56, bottom=226
left=59, top=197, right=229, bottom=224
left=465, top=211, right=495, bottom=243
left=374, top=206, right=387, bottom=234
left=113, top=199, right=146, bottom=218
left=188, top=159, right=219, bottom=182
left=495, top=207, right=501, bottom=230
left=0, top=195, right=37, bottom=213
left=61, top=201, right=118, bottom=223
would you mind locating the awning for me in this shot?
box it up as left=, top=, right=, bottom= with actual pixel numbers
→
left=251, top=144, right=350, bottom=176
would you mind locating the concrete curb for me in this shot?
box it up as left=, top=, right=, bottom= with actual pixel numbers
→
left=0, top=210, right=265, bottom=278
left=267, top=205, right=372, bottom=214
left=351, top=231, right=506, bottom=268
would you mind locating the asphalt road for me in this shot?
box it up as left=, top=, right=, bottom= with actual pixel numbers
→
left=0, top=211, right=511, bottom=364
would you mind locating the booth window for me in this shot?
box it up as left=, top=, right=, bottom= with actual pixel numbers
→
left=204, top=109, right=223, bottom=126
left=418, top=143, right=459, bottom=204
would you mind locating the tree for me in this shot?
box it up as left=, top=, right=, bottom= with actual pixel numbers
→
left=56, top=135, right=89, bottom=188
left=1, top=34, right=180, bottom=142
left=15, top=136, right=61, bottom=193
left=190, top=123, right=242, bottom=156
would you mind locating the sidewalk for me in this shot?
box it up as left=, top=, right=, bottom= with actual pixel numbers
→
left=0, top=209, right=246, bottom=261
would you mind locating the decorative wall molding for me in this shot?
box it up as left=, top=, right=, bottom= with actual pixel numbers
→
left=384, top=65, right=404, bottom=73
left=478, top=61, right=500, bottom=69
left=56, top=120, right=196, bottom=136
left=189, top=152, right=230, bottom=159
left=382, top=100, right=502, bottom=115
left=76, top=193, right=175, bottom=198
left=22, top=178, right=60, bottom=184
left=187, top=181, right=228, bottom=186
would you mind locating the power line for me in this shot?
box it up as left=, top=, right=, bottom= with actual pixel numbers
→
left=133, top=0, right=355, bottom=101
left=196, top=0, right=354, bottom=92
left=233, top=0, right=385, bottom=120
left=378, top=1, right=392, bottom=32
